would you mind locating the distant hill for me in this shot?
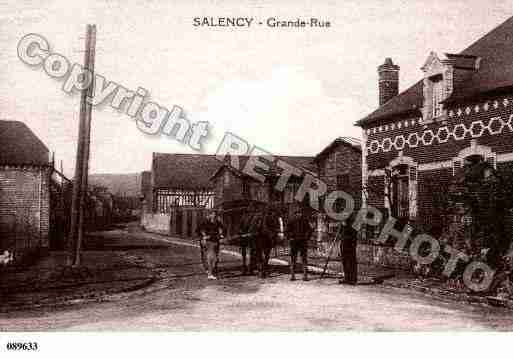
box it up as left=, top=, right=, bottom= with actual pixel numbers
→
left=89, top=173, right=142, bottom=197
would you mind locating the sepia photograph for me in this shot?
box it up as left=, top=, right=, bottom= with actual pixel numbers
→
left=1, top=0, right=513, bottom=356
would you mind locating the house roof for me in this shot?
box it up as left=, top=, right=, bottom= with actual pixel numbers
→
left=0, top=120, right=49, bottom=165
left=152, top=153, right=222, bottom=190
left=357, top=16, right=513, bottom=127
left=210, top=155, right=317, bottom=182
left=152, top=152, right=317, bottom=190
left=314, top=137, right=362, bottom=161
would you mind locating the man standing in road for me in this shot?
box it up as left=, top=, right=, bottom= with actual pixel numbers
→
left=197, top=210, right=225, bottom=280
left=239, top=210, right=258, bottom=275
left=287, top=209, right=313, bottom=281
left=340, top=214, right=358, bottom=285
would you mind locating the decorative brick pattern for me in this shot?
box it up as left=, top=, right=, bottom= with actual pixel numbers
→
left=368, top=110, right=513, bottom=154
left=363, top=92, right=513, bottom=235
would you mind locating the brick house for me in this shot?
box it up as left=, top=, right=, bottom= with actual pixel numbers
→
left=314, top=137, right=362, bottom=240
left=0, top=120, right=69, bottom=264
left=357, top=16, right=513, bottom=240
left=314, top=137, right=362, bottom=209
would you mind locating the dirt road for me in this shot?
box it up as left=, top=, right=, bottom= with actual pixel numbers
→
left=2, top=227, right=513, bottom=331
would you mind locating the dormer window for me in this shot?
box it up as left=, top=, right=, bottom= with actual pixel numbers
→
left=421, top=52, right=452, bottom=123
left=421, top=52, right=481, bottom=123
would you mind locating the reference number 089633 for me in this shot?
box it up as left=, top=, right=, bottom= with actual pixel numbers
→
left=6, top=342, right=39, bottom=351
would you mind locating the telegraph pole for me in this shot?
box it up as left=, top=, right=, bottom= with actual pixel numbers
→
left=68, top=24, right=96, bottom=266
left=75, top=25, right=96, bottom=266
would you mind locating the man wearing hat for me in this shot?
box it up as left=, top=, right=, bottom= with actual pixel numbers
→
left=197, top=210, right=225, bottom=280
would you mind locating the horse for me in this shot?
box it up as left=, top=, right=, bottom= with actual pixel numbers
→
left=239, top=208, right=285, bottom=278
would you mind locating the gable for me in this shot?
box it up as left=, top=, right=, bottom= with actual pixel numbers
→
left=315, top=137, right=362, bottom=164
left=421, top=52, right=446, bottom=76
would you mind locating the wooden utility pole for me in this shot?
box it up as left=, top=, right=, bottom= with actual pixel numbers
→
left=75, top=24, right=96, bottom=266
left=68, top=24, right=96, bottom=266
left=75, top=25, right=97, bottom=265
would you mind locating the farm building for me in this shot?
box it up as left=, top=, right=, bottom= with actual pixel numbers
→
left=140, top=153, right=219, bottom=235
left=0, top=120, right=70, bottom=265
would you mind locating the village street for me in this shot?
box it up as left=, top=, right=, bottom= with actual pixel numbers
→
left=1, top=224, right=513, bottom=331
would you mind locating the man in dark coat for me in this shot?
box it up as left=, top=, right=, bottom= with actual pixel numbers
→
left=287, top=209, right=313, bottom=281
left=239, top=211, right=258, bottom=275
left=197, top=210, right=225, bottom=280
left=340, top=215, right=358, bottom=285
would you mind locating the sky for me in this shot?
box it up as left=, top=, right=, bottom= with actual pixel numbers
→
left=0, top=0, right=512, bottom=176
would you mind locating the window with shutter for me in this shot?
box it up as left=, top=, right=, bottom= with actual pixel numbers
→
left=391, top=164, right=410, bottom=221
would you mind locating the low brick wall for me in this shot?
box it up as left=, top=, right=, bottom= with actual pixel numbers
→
left=357, top=243, right=413, bottom=270
left=314, top=239, right=413, bottom=270
left=141, top=213, right=170, bottom=235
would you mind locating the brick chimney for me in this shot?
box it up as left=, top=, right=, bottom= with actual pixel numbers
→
left=378, top=58, right=400, bottom=106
